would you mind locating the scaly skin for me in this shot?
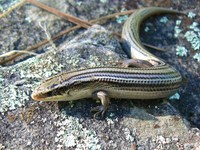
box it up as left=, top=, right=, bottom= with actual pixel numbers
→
left=31, top=7, right=184, bottom=117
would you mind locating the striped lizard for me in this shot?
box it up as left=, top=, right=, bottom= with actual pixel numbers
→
left=32, top=7, right=184, bottom=118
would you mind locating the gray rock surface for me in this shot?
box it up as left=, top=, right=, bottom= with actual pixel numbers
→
left=0, top=0, right=200, bottom=149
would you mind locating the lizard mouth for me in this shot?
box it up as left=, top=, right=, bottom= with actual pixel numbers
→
left=31, top=91, right=45, bottom=101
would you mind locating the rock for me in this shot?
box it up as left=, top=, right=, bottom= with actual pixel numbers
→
left=0, top=0, right=200, bottom=149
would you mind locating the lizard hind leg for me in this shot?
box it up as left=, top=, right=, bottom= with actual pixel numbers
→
left=91, top=90, right=110, bottom=119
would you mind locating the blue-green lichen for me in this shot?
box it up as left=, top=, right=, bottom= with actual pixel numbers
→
left=193, top=53, right=200, bottom=62
left=174, top=26, right=182, bottom=38
left=188, top=12, right=196, bottom=19
left=100, top=0, right=107, bottom=3
left=189, top=22, right=199, bottom=30
left=176, top=46, right=188, bottom=57
left=184, top=22, right=200, bottom=51
left=184, top=30, right=200, bottom=50
left=160, top=16, right=168, bottom=23
left=76, top=1, right=82, bottom=6
left=144, top=26, right=150, bottom=32
left=0, top=84, right=30, bottom=113
left=176, top=20, right=182, bottom=25
left=55, top=110, right=102, bottom=150
left=174, top=12, right=200, bottom=63
left=174, top=20, right=182, bottom=37
left=169, top=93, right=180, bottom=100
left=116, top=15, right=129, bottom=24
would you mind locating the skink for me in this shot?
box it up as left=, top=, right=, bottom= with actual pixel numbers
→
left=31, top=7, right=183, bottom=117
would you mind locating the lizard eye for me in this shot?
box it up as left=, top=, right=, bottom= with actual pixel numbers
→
left=45, top=91, right=54, bottom=97
left=45, top=90, right=61, bottom=98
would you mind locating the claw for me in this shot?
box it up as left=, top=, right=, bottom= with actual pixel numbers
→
left=91, top=105, right=107, bottom=119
